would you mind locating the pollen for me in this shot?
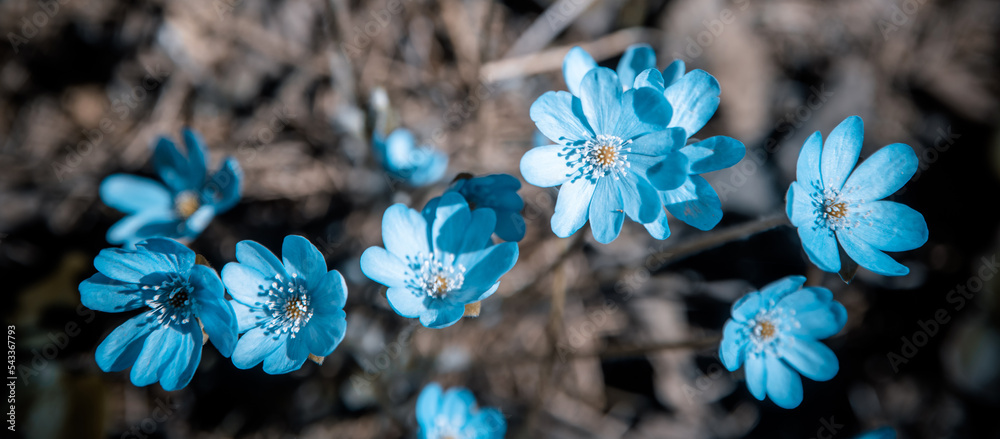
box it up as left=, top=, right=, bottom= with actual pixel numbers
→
left=593, top=144, right=618, bottom=166
left=825, top=202, right=848, bottom=219
left=174, top=191, right=201, bottom=219
left=755, top=320, right=776, bottom=340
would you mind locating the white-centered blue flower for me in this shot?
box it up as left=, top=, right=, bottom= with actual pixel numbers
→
left=221, top=235, right=348, bottom=374
left=786, top=116, right=928, bottom=277
left=416, top=382, right=506, bottom=439
left=720, top=275, right=847, bottom=409
left=373, top=127, right=448, bottom=187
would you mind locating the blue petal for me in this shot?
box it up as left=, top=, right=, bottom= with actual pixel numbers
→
left=629, top=127, right=686, bottom=156
left=311, top=269, right=349, bottom=312
left=100, top=174, right=172, bottom=214
left=190, top=265, right=237, bottom=357
left=383, top=128, right=416, bottom=171
left=620, top=171, right=660, bottom=224
left=784, top=288, right=847, bottom=339
left=95, top=313, right=155, bottom=372
left=838, top=230, right=909, bottom=276
left=661, top=59, right=685, bottom=87
left=282, top=235, right=328, bottom=291
left=456, top=242, right=519, bottom=297
left=203, top=157, right=242, bottom=212
left=183, top=205, right=215, bottom=236
left=681, top=136, right=745, bottom=174
left=616, top=87, right=671, bottom=139
left=846, top=201, right=928, bottom=252
left=579, top=68, right=623, bottom=135
left=418, top=302, right=465, bottom=329
left=633, top=68, right=665, bottom=92
left=232, top=301, right=263, bottom=333
left=466, top=407, right=507, bottom=437
left=106, top=210, right=175, bottom=247
left=663, top=69, right=720, bottom=137
left=360, top=247, right=411, bottom=288
left=130, top=322, right=198, bottom=388
left=520, top=145, right=573, bottom=188
left=820, top=116, right=864, bottom=191
left=443, top=387, right=476, bottom=426
left=562, top=46, right=598, bottom=96
left=616, top=44, right=657, bottom=90
left=798, top=225, right=841, bottom=272
left=664, top=176, right=723, bottom=231
left=433, top=193, right=494, bottom=254
left=642, top=210, right=671, bottom=240
left=842, top=143, right=916, bottom=203
left=745, top=353, right=767, bottom=401
left=765, top=354, right=803, bottom=409
left=153, top=136, right=194, bottom=193
left=786, top=182, right=817, bottom=228
left=530, top=91, right=593, bottom=145
left=495, top=212, right=526, bottom=242
left=416, top=383, right=444, bottom=427
left=263, top=336, right=309, bottom=374
left=136, top=238, right=197, bottom=272
left=720, top=320, right=747, bottom=371
left=779, top=337, right=839, bottom=382
left=231, top=327, right=283, bottom=369
left=407, top=147, right=448, bottom=186
left=235, top=240, right=287, bottom=278
left=221, top=262, right=269, bottom=305
left=305, top=309, right=347, bottom=356
left=128, top=327, right=174, bottom=387
left=387, top=287, right=427, bottom=318
left=181, top=129, right=209, bottom=190
left=159, top=326, right=201, bottom=391
left=731, top=291, right=763, bottom=322
left=551, top=178, right=596, bottom=238
left=79, top=273, right=145, bottom=312
left=588, top=178, right=625, bottom=244
left=795, top=131, right=824, bottom=187
left=382, top=203, right=431, bottom=258
left=94, top=245, right=187, bottom=284
left=855, top=427, right=897, bottom=439
left=758, top=275, right=807, bottom=306
left=647, top=152, right=689, bottom=191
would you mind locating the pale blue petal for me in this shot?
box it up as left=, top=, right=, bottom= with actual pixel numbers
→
left=745, top=353, right=767, bottom=401
left=416, top=383, right=443, bottom=427
left=779, top=337, right=839, bottom=382
left=95, top=246, right=182, bottom=284
left=443, top=387, right=476, bottom=426
left=100, top=174, right=172, bottom=214
left=681, top=136, right=745, bottom=174
left=305, top=310, right=347, bottom=356
left=616, top=44, right=657, bottom=90
left=562, top=46, right=597, bottom=96
left=190, top=265, right=237, bottom=357
left=663, top=69, right=720, bottom=137
left=95, top=313, right=155, bottom=372
left=232, top=301, right=263, bottom=333
left=418, top=302, right=465, bottom=329
left=282, top=235, right=328, bottom=291
left=842, top=143, right=916, bottom=203
left=382, top=204, right=431, bottom=258
left=798, top=225, right=841, bottom=272
left=386, top=287, right=427, bottom=318
left=796, top=131, right=823, bottom=186
left=183, top=205, right=215, bottom=236
left=616, top=87, right=671, bottom=139
left=642, top=210, right=671, bottom=240
left=620, top=171, right=660, bottom=224
left=384, top=129, right=417, bottom=171
left=263, top=336, right=308, bottom=374
left=664, top=176, right=723, bottom=231
left=588, top=178, right=624, bottom=244
left=786, top=182, right=817, bottom=227
left=407, top=147, right=448, bottom=186
left=765, top=354, right=803, bottom=409
left=647, top=151, right=689, bottom=191
left=231, top=327, right=283, bottom=369
left=530, top=91, right=593, bottom=145
left=310, top=269, right=349, bottom=312
left=821, top=116, right=864, bottom=191
left=551, top=178, right=596, bottom=238
left=221, top=262, right=270, bottom=305
left=579, top=68, right=623, bottom=135
left=106, top=210, right=175, bottom=246
left=838, top=231, right=909, bottom=276
left=720, top=320, right=746, bottom=371
left=456, top=242, right=518, bottom=295
left=159, top=326, right=201, bottom=391
left=629, top=127, right=686, bottom=156
left=731, top=291, right=762, bottom=322
left=520, top=145, right=574, bottom=188
left=633, top=68, right=665, bottom=92
left=846, top=201, right=927, bottom=252
left=79, top=274, right=145, bottom=312
left=129, top=326, right=178, bottom=387
left=360, top=247, right=410, bottom=288
left=235, top=240, right=286, bottom=278
left=758, top=275, right=807, bottom=306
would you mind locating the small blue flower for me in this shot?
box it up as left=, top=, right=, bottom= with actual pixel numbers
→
left=855, top=427, right=896, bottom=439
left=373, top=127, right=449, bottom=186
left=563, top=44, right=745, bottom=239
left=416, top=382, right=506, bottom=439
left=425, top=174, right=526, bottom=242
left=79, top=238, right=237, bottom=391
left=521, top=65, right=686, bottom=243
left=786, top=116, right=928, bottom=277
left=100, top=129, right=242, bottom=247
left=360, top=192, right=519, bottom=328
left=720, top=275, right=847, bottom=409
left=221, top=235, right=348, bottom=374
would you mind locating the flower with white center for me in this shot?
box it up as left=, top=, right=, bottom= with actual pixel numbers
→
left=719, top=275, right=847, bottom=409
left=221, top=235, right=348, bottom=374
left=520, top=66, right=688, bottom=244
left=416, top=383, right=506, bottom=439
left=360, top=193, right=519, bottom=328
left=79, top=238, right=237, bottom=391
left=786, top=116, right=928, bottom=278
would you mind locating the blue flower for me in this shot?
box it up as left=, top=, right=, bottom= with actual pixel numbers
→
left=100, top=129, right=242, bottom=247
left=521, top=65, right=686, bottom=243
left=373, top=127, right=449, bottom=186
left=425, top=174, right=526, bottom=242
left=360, top=193, right=519, bottom=328
left=78, top=238, right=237, bottom=391
left=786, top=116, right=928, bottom=276
left=563, top=44, right=745, bottom=239
left=855, top=427, right=896, bottom=439
left=719, top=275, right=847, bottom=409
left=416, top=382, right=506, bottom=439
left=221, top=235, right=348, bottom=374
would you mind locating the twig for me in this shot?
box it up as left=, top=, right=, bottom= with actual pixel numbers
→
left=643, top=213, right=791, bottom=272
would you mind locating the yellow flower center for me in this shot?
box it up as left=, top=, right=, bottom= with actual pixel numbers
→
left=174, top=191, right=201, bottom=218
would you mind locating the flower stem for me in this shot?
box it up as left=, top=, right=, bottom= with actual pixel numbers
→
left=645, top=213, right=791, bottom=272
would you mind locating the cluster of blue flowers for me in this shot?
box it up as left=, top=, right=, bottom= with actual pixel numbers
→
left=79, top=40, right=929, bottom=436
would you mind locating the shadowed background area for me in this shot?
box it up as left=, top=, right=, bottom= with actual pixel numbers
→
left=1, top=0, right=999, bottom=438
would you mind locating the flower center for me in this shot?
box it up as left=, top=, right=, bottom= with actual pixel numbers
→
left=754, top=320, right=776, bottom=340
left=143, top=275, right=196, bottom=326
left=580, top=134, right=630, bottom=179
left=174, top=191, right=201, bottom=219
left=407, top=253, right=465, bottom=299
left=257, top=273, right=313, bottom=337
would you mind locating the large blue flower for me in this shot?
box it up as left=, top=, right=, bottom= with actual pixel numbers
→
left=373, top=127, right=449, bottom=187
left=425, top=174, right=526, bottom=242
left=78, top=238, right=237, bottom=391
left=360, top=192, right=519, bottom=328
left=719, top=275, right=847, bottom=409
left=416, top=382, right=506, bottom=439
left=100, top=129, right=242, bottom=247
left=221, top=235, right=348, bottom=374
left=521, top=65, right=686, bottom=243
left=563, top=45, right=745, bottom=239
left=786, top=116, right=928, bottom=276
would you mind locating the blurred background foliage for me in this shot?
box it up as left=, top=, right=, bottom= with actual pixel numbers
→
left=1, top=0, right=999, bottom=438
